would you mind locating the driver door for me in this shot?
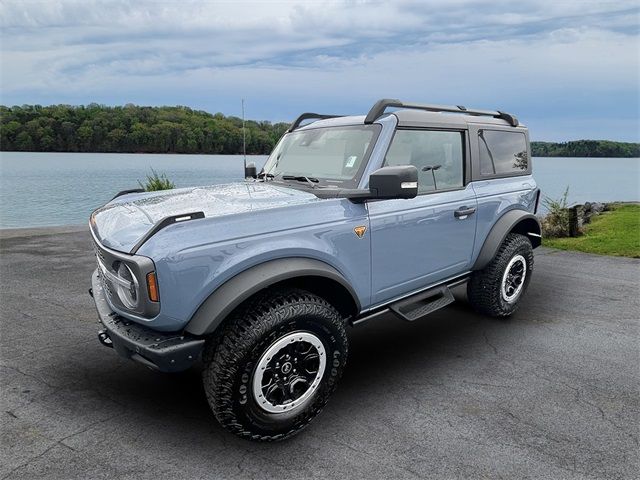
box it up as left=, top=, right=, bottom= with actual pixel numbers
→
left=368, top=128, right=478, bottom=306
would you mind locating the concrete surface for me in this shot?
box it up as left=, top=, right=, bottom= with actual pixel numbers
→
left=1, top=228, right=638, bottom=479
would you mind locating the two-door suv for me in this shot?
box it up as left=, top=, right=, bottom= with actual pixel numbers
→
left=89, top=99, right=541, bottom=441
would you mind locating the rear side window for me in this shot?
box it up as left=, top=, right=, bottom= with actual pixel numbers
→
left=384, top=130, right=464, bottom=194
left=478, top=130, right=528, bottom=176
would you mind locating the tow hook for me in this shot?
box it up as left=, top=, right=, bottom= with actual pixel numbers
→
left=98, top=330, right=113, bottom=348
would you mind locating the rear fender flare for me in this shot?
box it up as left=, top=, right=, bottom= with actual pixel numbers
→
left=472, top=210, right=541, bottom=271
left=184, top=257, right=360, bottom=336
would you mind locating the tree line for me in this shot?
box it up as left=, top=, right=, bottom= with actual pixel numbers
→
left=1, top=104, right=638, bottom=157
left=531, top=140, right=639, bottom=158
left=0, top=104, right=289, bottom=154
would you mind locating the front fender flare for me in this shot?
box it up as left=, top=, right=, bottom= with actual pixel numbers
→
left=472, top=210, right=541, bottom=271
left=184, top=257, right=360, bottom=336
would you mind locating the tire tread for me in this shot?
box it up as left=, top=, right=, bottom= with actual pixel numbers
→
left=202, top=287, right=347, bottom=441
left=467, top=233, right=533, bottom=317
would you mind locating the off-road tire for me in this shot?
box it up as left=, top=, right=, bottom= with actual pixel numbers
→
left=202, top=287, right=348, bottom=441
left=467, top=233, right=534, bottom=317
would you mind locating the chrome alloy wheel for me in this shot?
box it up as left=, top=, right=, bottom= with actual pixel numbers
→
left=501, top=254, right=527, bottom=303
left=252, top=332, right=326, bottom=414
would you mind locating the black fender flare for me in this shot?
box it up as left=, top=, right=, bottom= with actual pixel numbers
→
left=472, top=210, right=541, bottom=271
left=184, top=257, right=361, bottom=336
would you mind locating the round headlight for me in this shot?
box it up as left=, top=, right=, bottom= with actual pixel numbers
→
left=115, top=262, right=139, bottom=309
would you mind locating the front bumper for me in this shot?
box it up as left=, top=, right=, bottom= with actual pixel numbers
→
left=91, top=269, right=204, bottom=372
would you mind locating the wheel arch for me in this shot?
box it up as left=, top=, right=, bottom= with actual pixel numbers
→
left=472, top=210, right=541, bottom=271
left=184, top=257, right=361, bottom=336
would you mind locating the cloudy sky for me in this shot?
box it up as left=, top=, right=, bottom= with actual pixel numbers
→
left=1, top=0, right=638, bottom=141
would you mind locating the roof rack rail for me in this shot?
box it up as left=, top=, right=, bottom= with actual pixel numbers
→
left=364, top=98, right=519, bottom=127
left=288, top=113, right=343, bottom=132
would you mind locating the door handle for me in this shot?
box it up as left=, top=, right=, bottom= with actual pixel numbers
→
left=454, top=206, right=476, bottom=219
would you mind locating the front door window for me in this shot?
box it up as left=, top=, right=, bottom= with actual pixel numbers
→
left=384, top=130, right=464, bottom=193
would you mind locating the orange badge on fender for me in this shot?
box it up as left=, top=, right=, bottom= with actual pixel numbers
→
left=354, top=226, right=367, bottom=238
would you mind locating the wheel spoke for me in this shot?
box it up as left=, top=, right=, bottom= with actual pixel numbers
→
left=302, top=352, right=320, bottom=376
left=261, top=369, right=275, bottom=388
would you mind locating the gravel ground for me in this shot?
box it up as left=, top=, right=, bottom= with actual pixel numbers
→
left=1, top=227, right=638, bottom=480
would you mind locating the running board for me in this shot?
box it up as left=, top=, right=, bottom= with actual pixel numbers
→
left=389, top=286, right=455, bottom=322
left=350, top=274, right=469, bottom=327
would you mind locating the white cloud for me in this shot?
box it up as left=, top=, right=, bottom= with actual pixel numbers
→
left=1, top=0, right=638, bottom=140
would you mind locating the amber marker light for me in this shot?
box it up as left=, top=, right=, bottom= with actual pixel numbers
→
left=146, top=272, right=159, bottom=302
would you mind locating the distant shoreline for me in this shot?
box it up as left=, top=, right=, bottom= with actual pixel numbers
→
left=530, top=141, right=639, bottom=158
left=1, top=151, right=639, bottom=159
left=2, top=104, right=639, bottom=158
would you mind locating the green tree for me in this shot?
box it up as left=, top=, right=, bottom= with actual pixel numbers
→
left=14, top=131, right=34, bottom=150
left=7, top=103, right=636, bottom=158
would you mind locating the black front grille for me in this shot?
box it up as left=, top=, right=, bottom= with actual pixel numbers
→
left=98, top=269, right=114, bottom=300
left=93, top=240, right=115, bottom=301
left=93, top=240, right=107, bottom=264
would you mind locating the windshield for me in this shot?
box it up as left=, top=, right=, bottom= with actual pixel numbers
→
left=261, top=125, right=380, bottom=188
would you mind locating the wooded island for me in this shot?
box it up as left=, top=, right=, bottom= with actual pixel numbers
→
left=1, top=104, right=638, bottom=157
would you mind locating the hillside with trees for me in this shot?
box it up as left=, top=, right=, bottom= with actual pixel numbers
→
left=0, top=104, right=289, bottom=154
left=531, top=140, right=639, bottom=158
left=1, top=104, right=638, bottom=157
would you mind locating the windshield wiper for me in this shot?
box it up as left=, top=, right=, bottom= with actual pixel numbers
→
left=281, top=175, right=320, bottom=188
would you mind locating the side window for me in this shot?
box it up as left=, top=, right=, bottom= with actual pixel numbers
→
left=384, top=130, right=464, bottom=194
left=478, top=130, right=529, bottom=176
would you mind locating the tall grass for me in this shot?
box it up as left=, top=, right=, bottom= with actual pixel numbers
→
left=138, top=168, right=175, bottom=191
left=541, top=186, right=570, bottom=237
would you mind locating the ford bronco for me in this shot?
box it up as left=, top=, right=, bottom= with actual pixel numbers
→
left=89, top=99, right=541, bottom=441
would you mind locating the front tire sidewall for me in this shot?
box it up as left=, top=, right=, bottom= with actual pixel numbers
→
left=238, top=317, right=344, bottom=436
left=203, top=290, right=347, bottom=441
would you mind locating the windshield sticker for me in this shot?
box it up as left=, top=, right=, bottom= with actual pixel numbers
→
left=345, top=156, right=358, bottom=168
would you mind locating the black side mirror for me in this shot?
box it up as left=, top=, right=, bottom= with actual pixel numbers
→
left=368, top=165, right=418, bottom=199
left=244, top=162, right=257, bottom=179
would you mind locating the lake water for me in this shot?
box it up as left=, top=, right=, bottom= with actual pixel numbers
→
left=0, top=152, right=638, bottom=228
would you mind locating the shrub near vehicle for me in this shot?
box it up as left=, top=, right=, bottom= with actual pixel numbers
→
left=89, top=99, right=541, bottom=441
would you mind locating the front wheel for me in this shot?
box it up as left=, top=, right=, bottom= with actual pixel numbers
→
left=467, top=233, right=534, bottom=317
left=202, top=288, right=348, bottom=441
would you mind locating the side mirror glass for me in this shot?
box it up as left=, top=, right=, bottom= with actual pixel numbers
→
left=245, top=162, right=257, bottom=179
left=368, top=165, right=418, bottom=199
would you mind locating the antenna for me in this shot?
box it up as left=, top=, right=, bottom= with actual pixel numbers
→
left=242, top=98, right=246, bottom=172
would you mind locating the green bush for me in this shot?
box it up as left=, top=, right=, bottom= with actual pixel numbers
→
left=541, top=186, right=570, bottom=238
left=138, top=168, right=175, bottom=191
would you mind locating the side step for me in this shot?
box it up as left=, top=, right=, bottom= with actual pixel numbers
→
left=389, top=286, right=455, bottom=322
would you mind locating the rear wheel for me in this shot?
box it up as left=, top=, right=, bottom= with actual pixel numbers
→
left=202, top=288, right=348, bottom=441
left=467, top=233, right=534, bottom=317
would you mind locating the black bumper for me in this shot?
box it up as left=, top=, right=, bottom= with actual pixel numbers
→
left=91, top=270, right=204, bottom=372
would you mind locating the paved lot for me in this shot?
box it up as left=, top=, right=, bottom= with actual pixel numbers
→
left=1, top=228, right=639, bottom=479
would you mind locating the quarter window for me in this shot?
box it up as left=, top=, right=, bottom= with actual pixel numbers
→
left=478, top=130, right=528, bottom=176
left=384, top=130, right=464, bottom=194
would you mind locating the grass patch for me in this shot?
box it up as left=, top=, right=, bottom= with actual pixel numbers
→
left=138, top=168, right=175, bottom=191
left=543, top=203, right=640, bottom=258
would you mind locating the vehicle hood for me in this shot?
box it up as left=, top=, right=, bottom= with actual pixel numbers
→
left=91, top=182, right=321, bottom=253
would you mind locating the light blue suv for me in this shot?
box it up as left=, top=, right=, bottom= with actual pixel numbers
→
left=89, top=99, right=541, bottom=441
